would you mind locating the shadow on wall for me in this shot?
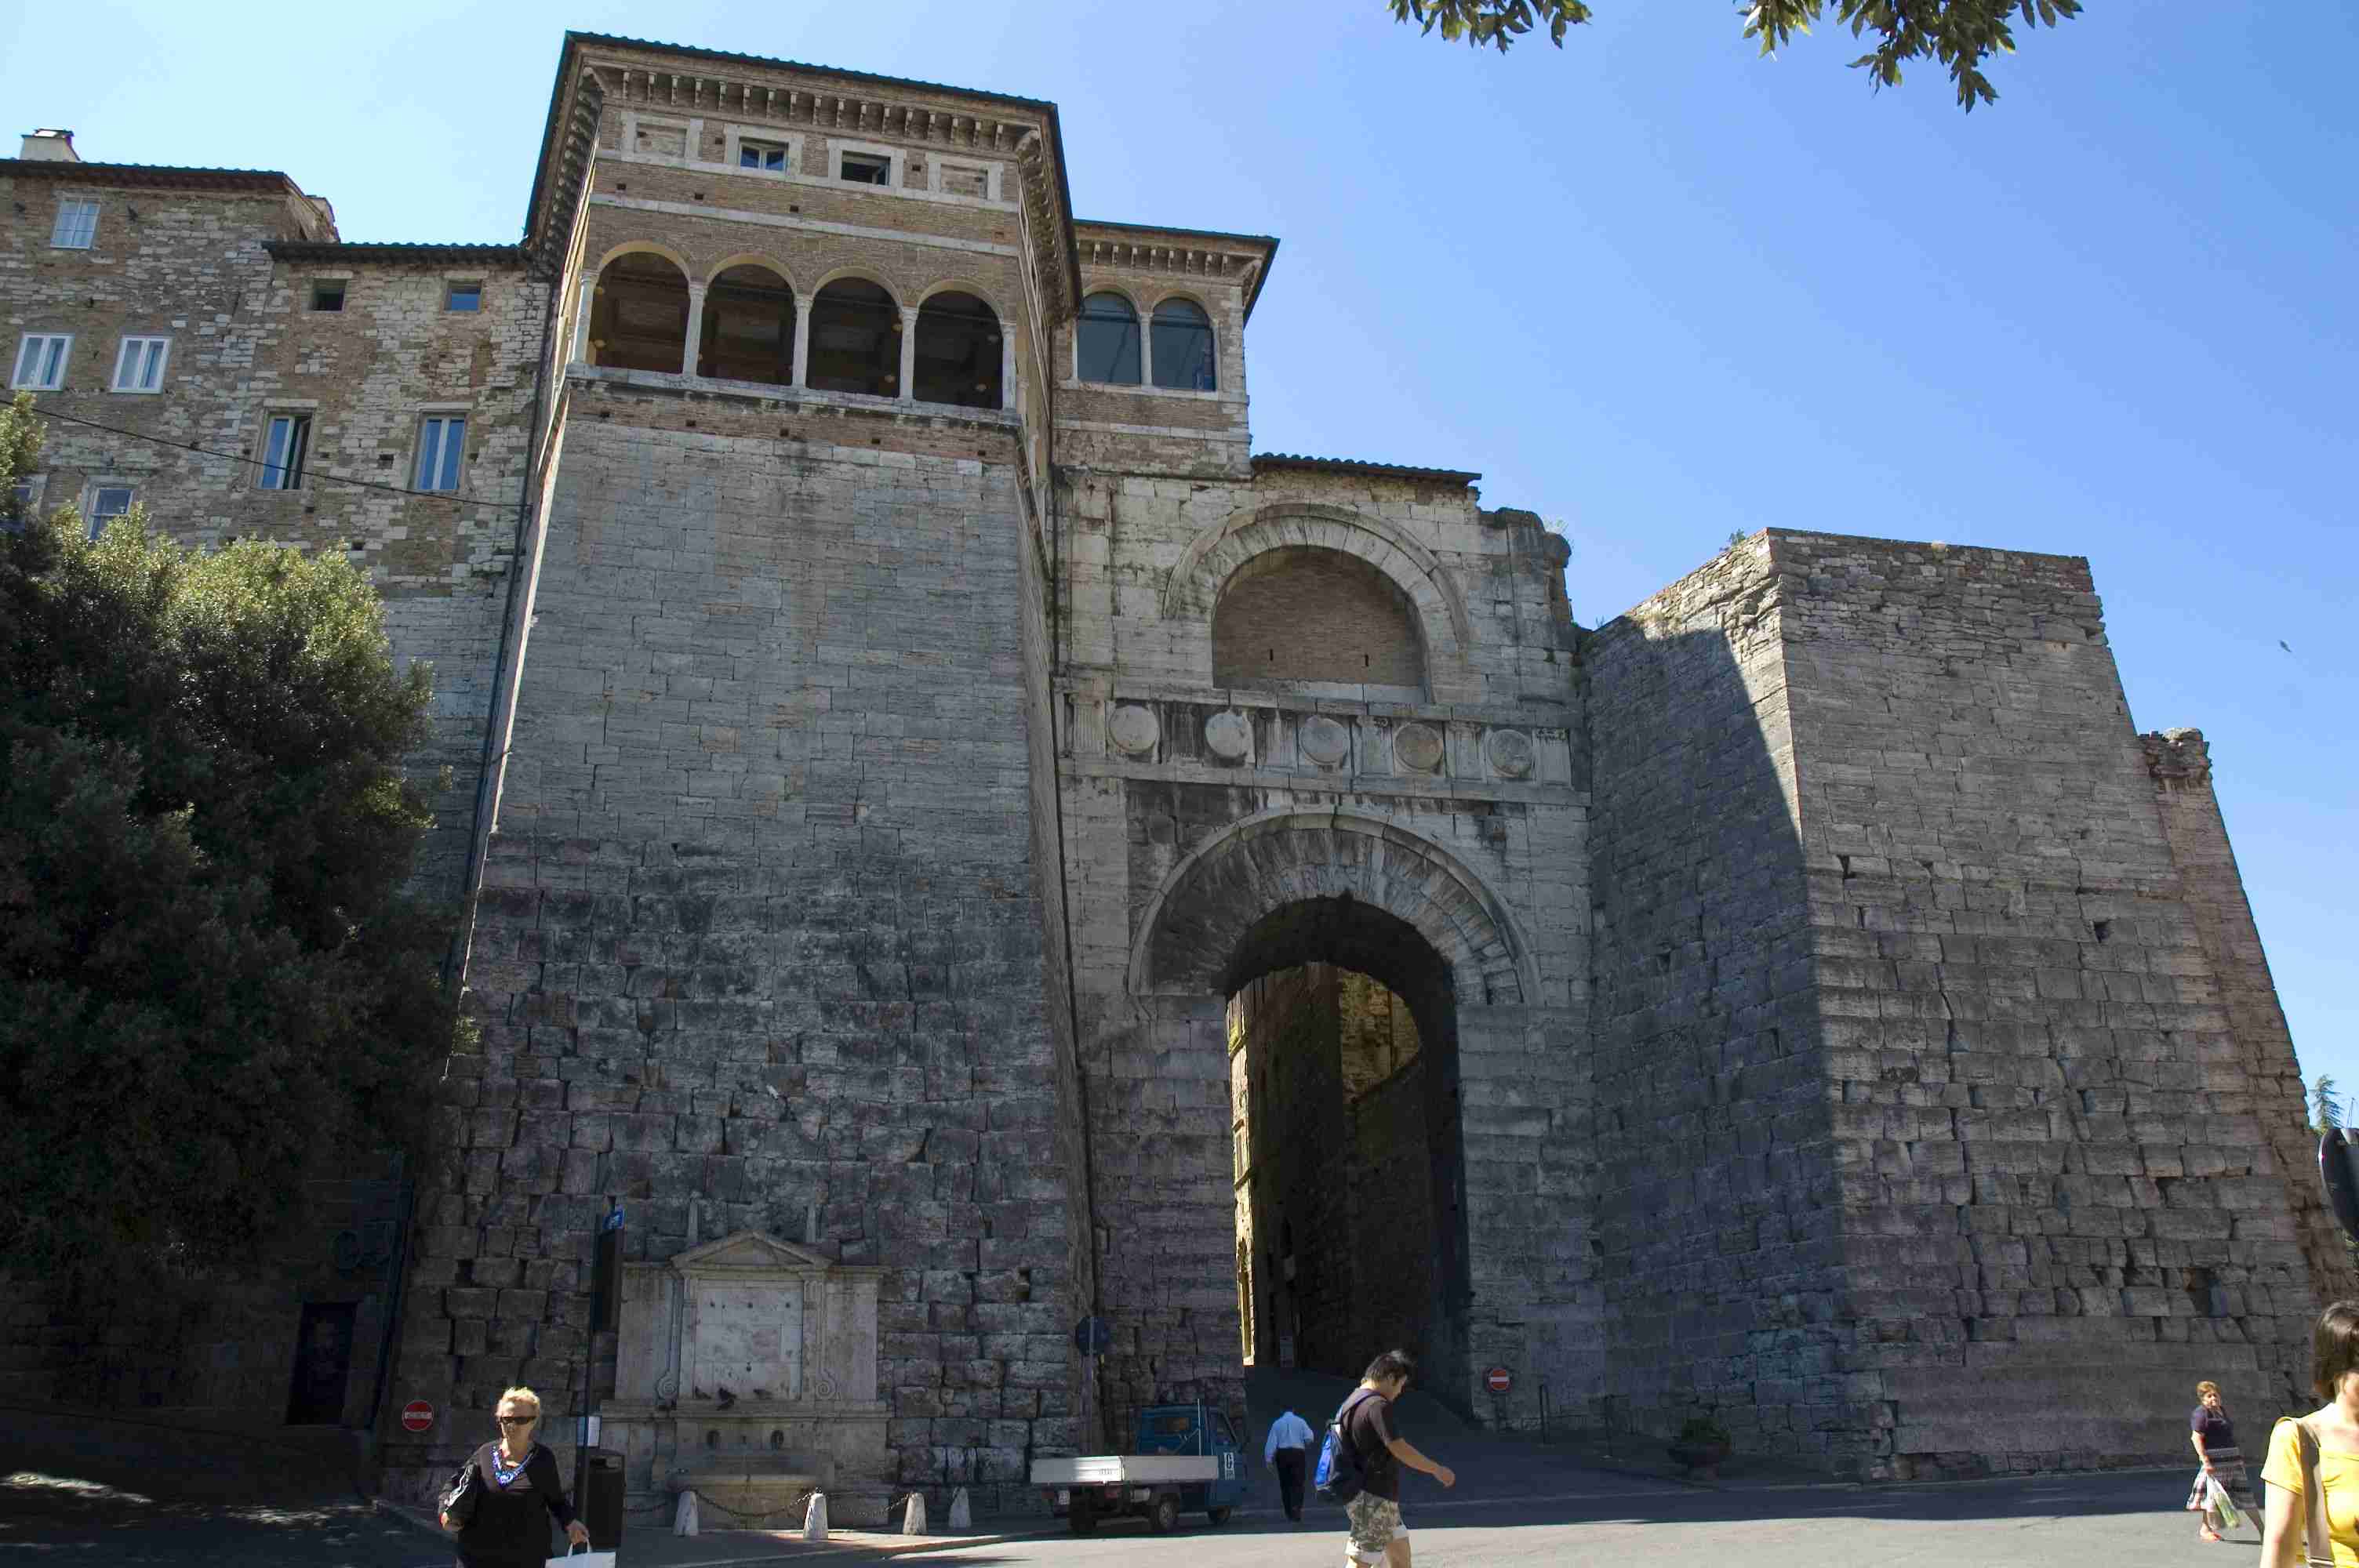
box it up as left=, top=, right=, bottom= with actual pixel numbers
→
left=1582, top=545, right=1842, bottom=1471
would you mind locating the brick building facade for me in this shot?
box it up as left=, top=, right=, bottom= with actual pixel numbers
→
left=2, top=31, right=2341, bottom=1508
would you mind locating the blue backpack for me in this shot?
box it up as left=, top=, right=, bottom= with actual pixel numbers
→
left=1312, top=1390, right=1381, bottom=1505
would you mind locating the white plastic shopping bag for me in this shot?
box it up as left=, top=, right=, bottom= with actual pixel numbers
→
left=548, top=1542, right=616, bottom=1568
left=2207, top=1475, right=2245, bottom=1534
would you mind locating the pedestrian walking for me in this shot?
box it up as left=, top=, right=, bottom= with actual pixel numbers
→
left=436, top=1385, right=593, bottom=1568
left=1263, top=1405, right=1314, bottom=1521
left=2186, top=1379, right=2255, bottom=1543
left=2263, top=1301, right=2359, bottom=1567
left=1337, top=1350, right=1453, bottom=1568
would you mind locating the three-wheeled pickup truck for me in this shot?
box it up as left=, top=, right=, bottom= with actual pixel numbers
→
left=1029, top=1402, right=1249, bottom=1534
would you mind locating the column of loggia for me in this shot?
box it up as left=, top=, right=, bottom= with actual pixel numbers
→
left=680, top=284, right=708, bottom=377
left=898, top=306, right=919, bottom=404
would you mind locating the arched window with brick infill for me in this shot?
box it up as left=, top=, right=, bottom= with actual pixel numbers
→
left=1212, top=546, right=1427, bottom=695
left=1150, top=298, right=1217, bottom=390
left=1076, top=291, right=1140, bottom=385
left=588, top=252, right=690, bottom=374
left=807, top=278, right=900, bottom=397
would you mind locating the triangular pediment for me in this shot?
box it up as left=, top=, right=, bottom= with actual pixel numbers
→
left=670, top=1229, right=833, bottom=1273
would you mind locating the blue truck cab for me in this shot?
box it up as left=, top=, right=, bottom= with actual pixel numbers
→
left=1030, top=1401, right=1249, bottom=1534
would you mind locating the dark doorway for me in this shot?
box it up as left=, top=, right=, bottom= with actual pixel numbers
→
left=1224, top=898, right=1469, bottom=1394
left=284, top=1301, right=356, bottom=1425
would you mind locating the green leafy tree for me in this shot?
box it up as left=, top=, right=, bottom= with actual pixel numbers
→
left=1387, top=0, right=2085, bottom=109
left=2316, top=1074, right=2345, bottom=1134
left=0, top=393, right=460, bottom=1281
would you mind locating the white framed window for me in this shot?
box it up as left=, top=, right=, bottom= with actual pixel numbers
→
left=413, top=412, right=467, bottom=492
left=740, top=138, right=788, bottom=172
left=259, top=413, right=312, bottom=491
left=83, top=482, right=136, bottom=539
left=445, top=281, right=482, bottom=313
left=10, top=334, right=71, bottom=390
left=831, top=140, right=903, bottom=188
left=112, top=336, right=171, bottom=393
left=51, top=199, right=99, bottom=249
left=4, top=474, right=45, bottom=533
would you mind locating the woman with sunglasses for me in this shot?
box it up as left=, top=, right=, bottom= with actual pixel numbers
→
left=438, top=1385, right=592, bottom=1566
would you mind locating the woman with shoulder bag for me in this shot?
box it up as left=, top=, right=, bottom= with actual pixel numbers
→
left=2262, top=1302, right=2359, bottom=1567
left=437, top=1386, right=592, bottom=1568
left=2190, top=1378, right=2258, bottom=1542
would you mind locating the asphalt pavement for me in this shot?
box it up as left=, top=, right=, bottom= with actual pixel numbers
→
left=4, top=1432, right=2241, bottom=1568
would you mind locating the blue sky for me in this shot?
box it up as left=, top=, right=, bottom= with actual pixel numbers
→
left=7, top=3, right=2353, bottom=1102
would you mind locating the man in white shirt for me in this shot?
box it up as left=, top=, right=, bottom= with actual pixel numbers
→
left=1264, top=1406, right=1314, bottom=1520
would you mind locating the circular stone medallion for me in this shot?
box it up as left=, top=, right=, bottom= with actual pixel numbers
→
left=1299, top=715, right=1352, bottom=768
left=1108, top=703, right=1159, bottom=758
left=1202, top=710, right=1252, bottom=763
left=1393, top=722, right=1445, bottom=774
left=1485, top=728, right=1536, bottom=779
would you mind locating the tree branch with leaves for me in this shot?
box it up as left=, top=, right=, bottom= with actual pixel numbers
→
left=1387, top=0, right=2085, bottom=109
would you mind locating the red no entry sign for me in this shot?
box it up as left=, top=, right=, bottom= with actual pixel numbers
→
left=1484, top=1367, right=1512, bottom=1396
left=401, top=1399, right=434, bottom=1432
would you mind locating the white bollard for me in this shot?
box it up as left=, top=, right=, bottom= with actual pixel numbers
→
left=947, top=1486, right=972, bottom=1530
left=801, top=1491, right=829, bottom=1541
left=903, top=1490, right=929, bottom=1535
left=673, top=1490, right=700, bottom=1537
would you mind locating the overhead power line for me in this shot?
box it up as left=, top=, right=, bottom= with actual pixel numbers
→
left=23, top=405, right=528, bottom=515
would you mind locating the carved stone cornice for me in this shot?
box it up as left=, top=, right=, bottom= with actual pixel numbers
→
left=594, top=64, right=1039, bottom=153
left=525, top=67, right=606, bottom=279
left=1077, top=223, right=1280, bottom=318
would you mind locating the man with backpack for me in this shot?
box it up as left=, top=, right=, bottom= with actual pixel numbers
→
left=1315, top=1349, right=1455, bottom=1566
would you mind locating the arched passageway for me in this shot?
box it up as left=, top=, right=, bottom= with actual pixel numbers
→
left=807, top=278, right=900, bottom=397
left=914, top=291, right=1003, bottom=408
left=1101, top=813, right=1525, bottom=1426
left=1223, top=897, right=1467, bottom=1389
left=698, top=264, right=795, bottom=386
left=588, top=252, right=691, bottom=373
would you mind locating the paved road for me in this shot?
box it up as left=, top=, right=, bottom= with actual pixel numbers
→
left=2, top=1462, right=2245, bottom=1566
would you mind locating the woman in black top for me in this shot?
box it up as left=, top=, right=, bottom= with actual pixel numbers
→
left=2186, top=1378, right=2256, bottom=1543
left=439, top=1386, right=591, bottom=1567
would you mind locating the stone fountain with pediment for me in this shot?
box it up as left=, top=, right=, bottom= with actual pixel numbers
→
left=602, top=1230, right=892, bottom=1526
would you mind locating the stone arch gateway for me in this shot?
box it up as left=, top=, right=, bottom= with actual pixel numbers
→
left=1081, top=806, right=1576, bottom=1428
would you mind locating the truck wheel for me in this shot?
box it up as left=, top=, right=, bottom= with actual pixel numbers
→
left=1149, top=1493, right=1180, bottom=1534
left=1206, top=1505, right=1234, bottom=1526
left=1069, top=1497, right=1097, bottom=1536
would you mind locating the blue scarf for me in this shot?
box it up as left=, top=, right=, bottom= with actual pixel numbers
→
left=490, top=1444, right=530, bottom=1488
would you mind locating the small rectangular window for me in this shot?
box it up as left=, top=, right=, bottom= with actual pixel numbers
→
left=259, top=414, right=312, bottom=491
left=445, top=281, right=482, bottom=313
left=112, top=336, right=171, bottom=394
left=311, top=281, right=346, bottom=312
left=838, top=151, right=892, bottom=186
left=51, top=199, right=98, bottom=249
left=3, top=475, right=43, bottom=534
left=10, top=334, right=71, bottom=390
left=740, top=140, right=788, bottom=172
left=86, top=485, right=135, bottom=539
left=414, top=414, right=467, bottom=492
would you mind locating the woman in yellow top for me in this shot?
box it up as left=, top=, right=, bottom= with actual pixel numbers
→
left=2263, top=1302, right=2359, bottom=1567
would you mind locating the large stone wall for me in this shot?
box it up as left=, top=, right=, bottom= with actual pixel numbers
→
left=374, top=390, right=1080, bottom=1510
left=1771, top=531, right=2334, bottom=1476
left=1583, top=540, right=1846, bottom=1462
